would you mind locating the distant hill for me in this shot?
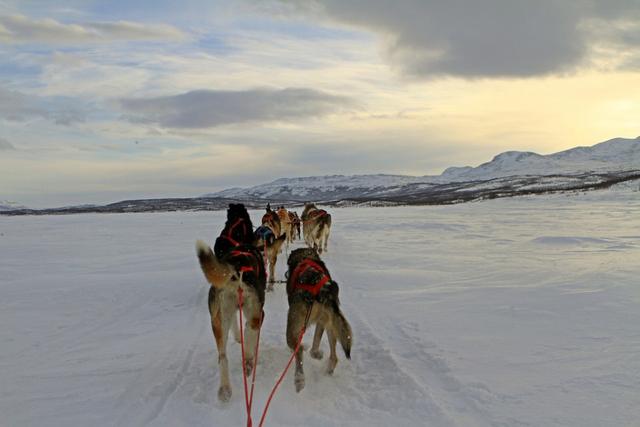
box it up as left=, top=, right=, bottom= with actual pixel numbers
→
left=0, top=200, right=27, bottom=211
left=441, top=136, right=640, bottom=181
left=205, top=136, right=640, bottom=201
left=4, top=137, right=639, bottom=215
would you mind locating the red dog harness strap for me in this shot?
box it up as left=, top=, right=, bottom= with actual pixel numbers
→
left=303, top=209, right=327, bottom=223
left=229, top=249, right=256, bottom=273
left=291, top=259, right=331, bottom=297
left=222, top=218, right=247, bottom=246
left=309, top=209, right=326, bottom=219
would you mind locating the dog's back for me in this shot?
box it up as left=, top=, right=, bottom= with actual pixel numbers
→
left=214, top=203, right=255, bottom=259
left=223, top=245, right=267, bottom=304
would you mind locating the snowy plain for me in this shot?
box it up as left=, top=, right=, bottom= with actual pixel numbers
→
left=1, top=188, right=639, bottom=427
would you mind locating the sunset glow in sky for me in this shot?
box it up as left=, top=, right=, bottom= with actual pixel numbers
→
left=1, top=0, right=639, bottom=207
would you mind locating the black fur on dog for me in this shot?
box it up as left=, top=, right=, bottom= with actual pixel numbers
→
left=214, top=203, right=255, bottom=259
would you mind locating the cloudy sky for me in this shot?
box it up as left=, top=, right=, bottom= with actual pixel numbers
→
left=1, top=0, right=639, bottom=207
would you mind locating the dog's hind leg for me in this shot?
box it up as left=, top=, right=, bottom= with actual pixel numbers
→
left=211, top=306, right=232, bottom=402
left=241, top=293, right=262, bottom=376
left=286, top=302, right=309, bottom=392
left=267, top=256, right=276, bottom=292
left=310, top=323, right=324, bottom=360
left=303, top=225, right=314, bottom=250
left=323, top=226, right=330, bottom=253
left=231, top=312, right=241, bottom=343
left=315, top=225, right=326, bottom=254
left=326, top=327, right=338, bottom=375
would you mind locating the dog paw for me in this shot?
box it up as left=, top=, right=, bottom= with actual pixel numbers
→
left=310, top=349, right=324, bottom=360
left=244, top=359, right=254, bottom=376
left=218, top=385, right=232, bottom=402
left=294, top=375, right=305, bottom=393
left=326, top=358, right=337, bottom=375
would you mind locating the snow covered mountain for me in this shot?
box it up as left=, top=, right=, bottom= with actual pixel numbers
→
left=4, top=137, right=639, bottom=216
left=208, top=174, right=434, bottom=201
left=442, top=136, right=640, bottom=181
left=206, top=136, right=640, bottom=201
left=0, top=200, right=27, bottom=211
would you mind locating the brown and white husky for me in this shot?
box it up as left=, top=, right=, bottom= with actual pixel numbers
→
left=276, top=206, right=294, bottom=244
left=261, top=206, right=281, bottom=237
left=285, top=248, right=352, bottom=392
left=301, top=203, right=332, bottom=254
left=254, top=225, right=287, bottom=291
left=195, top=241, right=266, bottom=402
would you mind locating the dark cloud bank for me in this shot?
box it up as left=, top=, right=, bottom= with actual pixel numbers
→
left=299, top=0, right=640, bottom=78
left=120, top=87, right=353, bottom=128
left=0, top=87, right=84, bottom=125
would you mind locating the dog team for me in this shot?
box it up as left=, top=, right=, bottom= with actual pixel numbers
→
left=196, top=202, right=352, bottom=402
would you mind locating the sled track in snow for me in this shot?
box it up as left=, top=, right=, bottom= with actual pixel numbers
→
left=113, top=286, right=209, bottom=426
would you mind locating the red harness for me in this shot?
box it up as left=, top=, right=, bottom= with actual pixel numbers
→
left=229, top=249, right=256, bottom=273
left=222, top=218, right=247, bottom=246
left=291, top=259, right=331, bottom=297
left=304, top=209, right=327, bottom=223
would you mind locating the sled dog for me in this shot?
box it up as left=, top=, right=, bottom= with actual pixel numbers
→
left=213, top=203, right=254, bottom=258
left=261, top=205, right=281, bottom=237
left=300, top=203, right=331, bottom=254
left=285, top=248, right=352, bottom=392
left=254, top=225, right=287, bottom=290
left=196, top=204, right=265, bottom=402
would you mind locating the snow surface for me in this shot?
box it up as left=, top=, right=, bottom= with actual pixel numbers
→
left=1, top=189, right=640, bottom=426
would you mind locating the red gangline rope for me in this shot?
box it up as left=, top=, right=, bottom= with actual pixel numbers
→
left=248, top=311, right=262, bottom=412
left=237, top=287, right=254, bottom=427
left=257, top=305, right=312, bottom=427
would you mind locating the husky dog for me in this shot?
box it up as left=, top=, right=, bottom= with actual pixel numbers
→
left=301, top=203, right=331, bottom=254
left=288, top=211, right=301, bottom=240
left=254, top=225, right=287, bottom=291
left=285, top=248, right=352, bottom=392
left=214, top=203, right=255, bottom=259
left=277, top=206, right=294, bottom=244
left=196, top=207, right=266, bottom=402
left=261, top=205, right=281, bottom=237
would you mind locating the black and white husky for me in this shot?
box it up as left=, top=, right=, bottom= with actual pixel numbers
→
left=285, top=248, right=352, bottom=392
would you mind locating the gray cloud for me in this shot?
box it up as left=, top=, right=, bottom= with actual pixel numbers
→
left=119, top=88, right=354, bottom=128
left=0, top=87, right=85, bottom=125
left=0, top=14, right=186, bottom=44
left=298, top=0, right=640, bottom=78
left=0, top=137, right=15, bottom=150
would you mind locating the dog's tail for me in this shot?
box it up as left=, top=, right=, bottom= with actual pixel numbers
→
left=196, top=240, right=233, bottom=289
left=330, top=300, right=352, bottom=359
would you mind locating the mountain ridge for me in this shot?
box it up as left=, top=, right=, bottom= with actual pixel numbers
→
left=4, top=136, right=639, bottom=215
left=205, top=136, right=640, bottom=201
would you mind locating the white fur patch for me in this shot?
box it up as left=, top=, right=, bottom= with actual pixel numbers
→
left=196, top=239, right=210, bottom=255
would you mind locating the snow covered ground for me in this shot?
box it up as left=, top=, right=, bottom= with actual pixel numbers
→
left=1, top=189, right=639, bottom=426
